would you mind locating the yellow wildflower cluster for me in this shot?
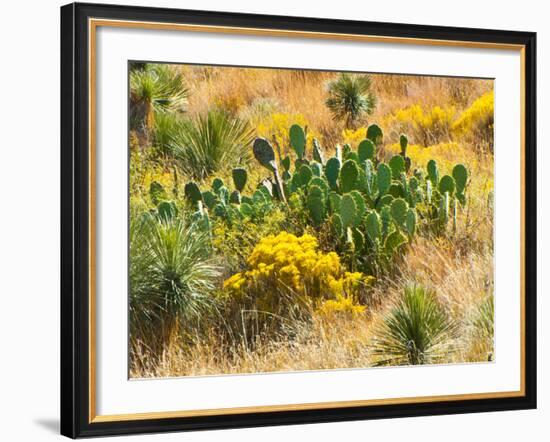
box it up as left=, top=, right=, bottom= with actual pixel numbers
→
left=223, top=232, right=373, bottom=313
left=341, top=127, right=368, bottom=146
left=252, top=113, right=321, bottom=151
left=383, top=104, right=456, bottom=145
left=451, top=91, right=494, bottom=140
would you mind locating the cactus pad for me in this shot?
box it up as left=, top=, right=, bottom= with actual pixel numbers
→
left=232, top=168, right=247, bottom=192
left=289, top=124, right=306, bottom=159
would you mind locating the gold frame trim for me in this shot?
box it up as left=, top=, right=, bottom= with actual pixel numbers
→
left=88, top=18, right=527, bottom=424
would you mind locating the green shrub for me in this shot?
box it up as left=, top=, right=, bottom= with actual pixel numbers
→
left=130, top=63, right=188, bottom=131
left=172, top=110, right=255, bottom=180
left=129, top=213, right=221, bottom=341
left=371, top=285, right=458, bottom=366
left=326, top=73, right=376, bottom=128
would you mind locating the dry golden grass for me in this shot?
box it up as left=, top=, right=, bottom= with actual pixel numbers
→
left=130, top=64, right=494, bottom=378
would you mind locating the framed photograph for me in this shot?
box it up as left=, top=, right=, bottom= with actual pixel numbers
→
left=60, top=2, right=536, bottom=438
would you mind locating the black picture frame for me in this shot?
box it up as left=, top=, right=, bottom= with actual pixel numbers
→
left=61, top=2, right=537, bottom=438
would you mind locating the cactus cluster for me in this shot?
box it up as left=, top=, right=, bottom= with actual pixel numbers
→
left=181, top=123, right=469, bottom=272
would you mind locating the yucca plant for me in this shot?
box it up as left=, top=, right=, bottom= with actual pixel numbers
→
left=371, top=285, right=457, bottom=366
left=129, top=213, right=221, bottom=339
left=130, top=63, right=189, bottom=131
left=172, top=110, right=255, bottom=180
left=151, top=111, right=185, bottom=158
left=325, top=73, right=376, bottom=128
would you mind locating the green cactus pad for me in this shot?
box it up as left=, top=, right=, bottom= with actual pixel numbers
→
left=365, top=211, right=381, bottom=241
left=376, top=194, right=394, bottom=210
left=308, top=184, right=325, bottom=200
left=340, top=193, right=357, bottom=228
left=331, top=213, right=344, bottom=238
left=149, top=181, right=166, bottom=205
left=380, top=206, right=392, bottom=238
left=358, top=139, right=376, bottom=162
left=184, top=182, right=202, bottom=204
left=389, top=155, right=406, bottom=179
left=309, top=177, right=329, bottom=196
left=438, top=175, right=456, bottom=195
left=340, top=160, right=359, bottom=193
left=427, top=159, right=439, bottom=185
left=384, top=230, right=408, bottom=256
left=310, top=161, right=323, bottom=177
left=452, top=164, right=468, bottom=194
left=212, top=178, right=224, bottom=193
left=399, top=134, right=408, bottom=155
left=289, top=124, right=306, bottom=159
left=350, top=190, right=366, bottom=226
left=325, top=157, right=341, bottom=190
left=232, top=168, right=248, bottom=192
left=213, top=203, right=227, bottom=218
left=351, top=227, right=365, bottom=252
left=239, top=203, right=254, bottom=218
left=345, top=151, right=360, bottom=164
left=313, top=139, right=324, bottom=164
left=201, top=191, right=217, bottom=209
left=253, top=138, right=276, bottom=171
left=377, top=163, right=392, bottom=195
left=390, top=198, right=409, bottom=226
left=405, top=208, right=417, bottom=237
left=328, top=191, right=342, bottom=213
left=307, top=194, right=326, bottom=227
left=281, top=156, right=291, bottom=172
left=252, top=189, right=268, bottom=205
left=366, top=124, right=383, bottom=144
left=157, top=200, right=177, bottom=221
left=229, top=190, right=241, bottom=205
left=298, top=164, right=313, bottom=187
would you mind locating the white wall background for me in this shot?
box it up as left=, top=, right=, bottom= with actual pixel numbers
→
left=0, top=0, right=545, bottom=440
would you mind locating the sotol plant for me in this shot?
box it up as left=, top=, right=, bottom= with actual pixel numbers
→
left=325, top=73, right=377, bottom=129
left=371, top=285, right=458, bottom=366
left=171, top=110, right=255, bottom=180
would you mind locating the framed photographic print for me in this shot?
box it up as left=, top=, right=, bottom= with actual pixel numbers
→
left=60, top=2, right=537, bottom=438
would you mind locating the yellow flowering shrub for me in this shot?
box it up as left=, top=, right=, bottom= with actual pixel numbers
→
left=341, top=127, right=368, bottom=146
left=252, top=113, right=321, bottom=151
left=223, top=232, right=372, bottom=314
left=383, top=104, right=456, bottom=145
left=451, top=91, right=494, bottom=148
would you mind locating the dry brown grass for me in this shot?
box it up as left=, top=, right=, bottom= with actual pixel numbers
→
left=130, top=64, right=494, bottom=378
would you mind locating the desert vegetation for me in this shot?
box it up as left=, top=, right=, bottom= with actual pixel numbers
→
left=129, top=63, right=494, bottom=377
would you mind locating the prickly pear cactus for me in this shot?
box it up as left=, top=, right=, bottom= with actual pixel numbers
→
left=307, top=192, right=326, bottom=227
left=325, top=157, right=341, bottom=190
left=331, top=213, right=344, bottom=238
left=340, top=193, right=357, bottom=228
left=149, top=181, right=166, bottom=205
left=232, top=168, right=248, bottom=192
left=299, top=164, right=313, bottom=187
left=405, top=208, right=417, bottom=237
left=389, top=155, right=406, bottom=179
left=452, top=164, right=468, bottom=195
left=377, top=163, right=392, bottom=196
left=365, top=211, right=381, bottom=242
left=184, top=182, right=202, bottom=204
left=289, top=124, right=306, bottom=159
left=358, top=139, right=376, bottom=163
left=313, top=139, right=324, bottom=164
left=390, top=198, right=409, bottom=227
left=157, top=200, right=177, bottom=221
left=438, top=175, right=456, bottom=196
left=399, top=134, right=408, bottom=156
left=253, top=138, right=276, bottom=170
left=339, top=160, right=359, bottom=193
left=427, top=159, right=439, bottom=185
left=366, top=124, right=383, bottom=145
